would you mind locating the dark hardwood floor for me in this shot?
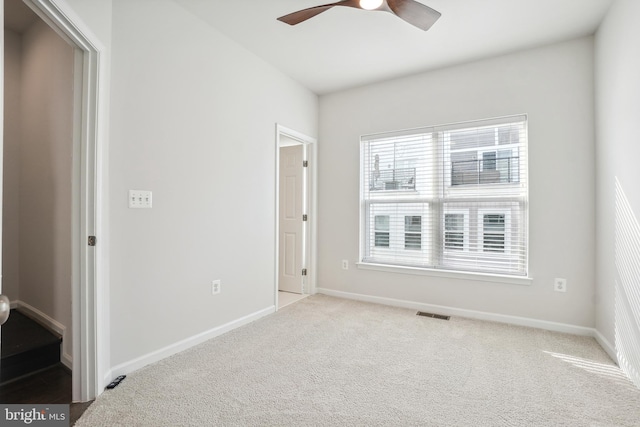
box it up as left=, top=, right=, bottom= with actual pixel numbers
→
left=1, top=310, right=94, bottom=425
left=0, top=364, right=93, bottom=425
left=1, top=364, right=71, bottom=404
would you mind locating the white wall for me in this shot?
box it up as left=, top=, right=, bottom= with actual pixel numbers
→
left=107, top=0, right=317, bottom=367
left=318, top=37, right=596, bottom=328
left=595, top=0, right=640, bottom=385
left=2, top=30, right=22, bottom=302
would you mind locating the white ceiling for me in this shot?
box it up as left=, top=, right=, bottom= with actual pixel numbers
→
left=6, top=0, right=614, bottom=94
left=176, top=0, right=613, bottom=95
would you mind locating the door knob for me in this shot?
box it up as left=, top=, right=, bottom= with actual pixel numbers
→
left=0, top=295, right=10, bottom=325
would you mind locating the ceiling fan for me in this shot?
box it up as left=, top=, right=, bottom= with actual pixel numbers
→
left=277, top=0, right=441, bottom=31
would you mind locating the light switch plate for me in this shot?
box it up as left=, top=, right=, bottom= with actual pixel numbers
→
left=129, top=190, right=152, bottom=208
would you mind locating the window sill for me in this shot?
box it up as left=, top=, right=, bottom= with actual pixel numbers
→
left=356, top=262, right=533, bottom=286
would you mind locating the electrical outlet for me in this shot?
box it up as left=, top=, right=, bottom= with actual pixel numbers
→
left=212, top=279, right=221, bottom=295
left=554, top=278, right=567, bottom=293
left=342, top=260, right=349, bottom=270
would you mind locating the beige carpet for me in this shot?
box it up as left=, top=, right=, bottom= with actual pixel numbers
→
left=76, top=295, right=640, bottom=426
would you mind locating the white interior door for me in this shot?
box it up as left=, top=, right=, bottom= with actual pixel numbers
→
left=279, top=145, right=305, bottom=294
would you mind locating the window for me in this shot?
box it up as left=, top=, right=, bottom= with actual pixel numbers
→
left=404, top=216, right=422, bottom=250
left=374, top=215, right=390, bottom=247
left=370, top=144, right=417, bottom=191
left=482, top=213, right=506, bottom=253
left=482, top=151, right=496, bottom=172
left=444, top=213, right=466, bottom=251
left=361, top=115, right=528, bottom=276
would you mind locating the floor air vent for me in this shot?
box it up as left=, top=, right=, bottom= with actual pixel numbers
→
left=416, top=311, right=450, bottom=320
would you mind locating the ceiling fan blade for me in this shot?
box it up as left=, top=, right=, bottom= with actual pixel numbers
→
left=386, top=0, right=441, bottom=31
left=277, top=0, right=361, bottom=26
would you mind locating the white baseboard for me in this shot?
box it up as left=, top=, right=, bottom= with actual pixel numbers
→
left=14, top=300, right=73, bottom=369
left=317, top=287, right=597, bottom=337
left=593, top=329, right=618, bottom=363
left=107, top=305, right=276, bottom=383
left=61, top=353, right=73, bottom=370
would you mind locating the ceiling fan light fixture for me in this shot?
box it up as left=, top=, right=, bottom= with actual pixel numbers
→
left=359, top=0, right=384, bottom=11
left=278, top=0, right=441, bottom=31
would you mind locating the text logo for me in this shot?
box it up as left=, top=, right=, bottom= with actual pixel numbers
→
left=1, top=405, right=69, bottom=426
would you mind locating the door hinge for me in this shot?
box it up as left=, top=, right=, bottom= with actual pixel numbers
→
left=303, top=214, right=308, bottom=222
left=302, top=268, right=308, bottom=276
left=88, top=236, right=97, bottom=247
left=303, top=160, right=308, bottom=167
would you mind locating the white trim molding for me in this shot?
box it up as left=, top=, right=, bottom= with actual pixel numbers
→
left=594, top=329, right=618, bottom=364
left=14, top=301, right=73, bottom=370
left=106, top=306, right=275, bottom=384
left=274, top=124, right=319, bottom=308
left=21, top=0, right=108, bottom=402
left=357, top=262, right=533, bottom=286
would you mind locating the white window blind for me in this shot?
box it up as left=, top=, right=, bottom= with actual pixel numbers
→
left=361, top=115, right=528, bottom=276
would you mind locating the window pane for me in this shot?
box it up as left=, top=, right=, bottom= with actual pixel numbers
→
left=404, top=216, right=422, bottom=250
left=498, top=126, right=520, bottom=145
left=484, top=214, right=505, bottom=231
left=495, top=148, right=519, bottom=184
left=375, top=232, right=390, bottom=247
left=369, top=140, right=419, bottom=192
left=405, top=233, right=421, bottom=250
left=444, top=213, right=465, bottom=251
left=374, top=215, right=390, bottom=247
left=483, top=234, right=505, bottom=252
left=483, top=214, right=505, bottom=253
left=375, top=215, right=389, bottom=231
left=445, top=232, right=464, bottom=250
left=497, top=149, right=512, bottom=159
left=451, top=152, right=478, bottom=186
left=482, top=151, right=497, bottom=171
left=445, top=213, right=464, bottom=231
left=404, top=216, right=421, bottom=232
left=449, top=127, right=494, bottom=151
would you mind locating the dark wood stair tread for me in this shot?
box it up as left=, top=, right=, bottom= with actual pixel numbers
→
left=2, top=310, right=61, bottom=358
left=1, top=310, right=62, bottom=384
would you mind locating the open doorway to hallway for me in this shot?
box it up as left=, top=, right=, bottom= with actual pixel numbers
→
left=2, top=0, right=104, bottom=402
left=2, top=0, right=74, bottom=402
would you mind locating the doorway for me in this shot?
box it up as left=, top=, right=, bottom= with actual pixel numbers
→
left=275, top=125, right=317, bottom=310
left=1, top=0, right=103, bottom=402
left=3, top=0, right=75, bottom=376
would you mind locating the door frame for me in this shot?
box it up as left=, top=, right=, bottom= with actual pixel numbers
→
left=12, top=0, right=106, bottom=401
left=274, top=124, right=317, bottom=309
